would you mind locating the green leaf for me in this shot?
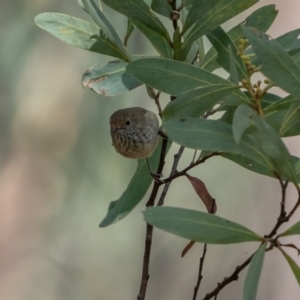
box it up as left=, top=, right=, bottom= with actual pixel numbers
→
left=133, top=20, right=173, bottom=58
left=248, top=29, right=300, bottom=67
left=278, top=99, right=300, bottom=136
left=243, top=26, right=300, bottom=99
left=229, top=45, right=239, bottom=84
left=244, top=243, right=267, bottom=300
left=82, top=59, right=142, bottom=96
left=34, top=13, right=129, bottom=61
left=151, top=0, right=172, bottom=18
left=162, top=118, right=273, bottom=170
left=222, top=153, right=275, bottom=178
left=232, top=105, right=298, bottom=186
left=181, top=0, right=258, bottom=60
left=162, top=84, right=238, bottom=121
left=78, top=0, right=88, bottom=12
left=144, top=206, right=262, bottom=243
left=82, top=0, right=130, bottom=61
left=182, top=0, right=218, bottom=34
left=200, top=4, right=278, bottom=72
left=264, top=94, right=296, bottom=113
left=206, top=26, right=248, bottom=80
left=232, top=105, right=252, bottom=143
left=100, top=139, right=171, bottom=227
left=282, top=251, right=300, bottom=286
left=101, top=0, right=171, bottom=41
left=180, top=7, right=205, bottom=63
left=281, top=221, right=300, bottom=236
left=276, top=29, right=300, bottom=49
left=124, top=19, right=135, bottom=46
left=126, top=58, right=249, bottom=104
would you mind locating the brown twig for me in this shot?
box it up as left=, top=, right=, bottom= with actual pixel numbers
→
left=137, top=137, right=168, bottom=300
left=201, top=254, right=254, bottom=300
left=157, top=146, right=185, bottom=206
left=265, top=176, right=289, bottom=238
left=192, top=244, right=207, bottom=300
left=162, top=152, right=222, bottom=184
left=169, top=0, right=178, bottom=30
left=192, top=200, right=216, bottom=300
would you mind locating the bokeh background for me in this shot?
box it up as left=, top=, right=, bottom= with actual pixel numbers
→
left=1, top=0, right=300, bottom=299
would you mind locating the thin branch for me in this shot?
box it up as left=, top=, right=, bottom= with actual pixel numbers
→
left=162, top=152, right=222, bottom=184
left=286, top=189, right=300, bottom=220
left=192, top=200, right=216, bottom=300
left=191, top=50, right=199, bottom=65
left=147, top=86, right=162, bottom=117
left=137, top=137, right=168, bottom=300
left=265, top=176, right=289, bottom=238
left=169, top=0, right=178, bottom=30
left=201, top=254, right=253, bottom=300
left=157, top=146, right=185, bottom=206
left=192, top=244, right=207, bottom=300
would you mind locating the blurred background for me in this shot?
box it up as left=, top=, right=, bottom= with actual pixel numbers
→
left=0, top=0, right=299, bottom=299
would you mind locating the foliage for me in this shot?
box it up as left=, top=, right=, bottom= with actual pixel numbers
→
left=35, top=1, right=300, bottom=299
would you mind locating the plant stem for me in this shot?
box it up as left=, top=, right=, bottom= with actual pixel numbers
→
left=157, top=146, right=185, bottom=206
left=202, top=254, right=254, bottom=300
left=192, top=243, right=207, bottom=300
left=162, top=152, right=222, bottom=184
left=137, top=137, right=168, bottom=300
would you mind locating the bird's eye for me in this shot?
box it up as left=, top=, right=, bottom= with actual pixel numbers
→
left=125, top=120, right=131, bottom=126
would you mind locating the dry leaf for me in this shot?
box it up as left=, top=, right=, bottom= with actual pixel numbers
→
left=186, top=174, right=217, bottom=214
left=182, top=174, right=217, bottom=257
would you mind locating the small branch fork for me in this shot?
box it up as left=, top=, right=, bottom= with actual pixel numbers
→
left=199, top=175, right=300, bottom=300
left=138, top=147, right=220, bottom=300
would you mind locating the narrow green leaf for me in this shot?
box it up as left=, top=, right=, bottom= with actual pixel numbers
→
left=162, top=118, right=274, bottom=171
left=282, top=251, right=300, bottom=286
left=279, top=99, right=300, bottom=136
left=232, top=105, right=298, bottom=186
left=82, top=0, right=130, bottom=61
left=82, top=59, right=142, bottom=96
left=206, top=26, right=248, bottom=80
left=277, top=29, right=300, bottom=49
left=244, top=243, right=267, bottom=300
left=182, top=0, right=193, bottom=7
left=182, top=0, right=218, bottom=34
left=200, top=4, right=278, bottom=72
left=78, top=0, right=88, bottom=12
left=126, top=58, right=249, bottom=104
left=296, top=158, right=300, bottom=174
left=101, top=0, right=171, bottom=42
left=151, top=0, right=172, bottom=18
left=229, top=45, right=239, bottom=84
left=222, top=153, right=275, bottom=178
left=243, top=26, right=300, bottom=99
left=100, top=139, right=171, bottom=227
left=133, top=20, right=173, bottom=58
left=248, top=29, right=300, bottom=67
left=162, top=84, right=238, bottom=121
left=281, top=221, right=300, bottom=236
left=181, top=0, right=258, bottom=60
left=181, top=7, right=205, bottom=64
left=144, top=206, right=262, bottom=243
left=34, top=13, right=129, bottom=60
left=232, top=105, right=252, bottom=143
left=264, top=95, right=296, bottom=113
left=124, top=20, right=135, bottom=46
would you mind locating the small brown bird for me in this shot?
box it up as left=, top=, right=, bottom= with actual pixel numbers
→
left=110, top=107, right=159, bottom=159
